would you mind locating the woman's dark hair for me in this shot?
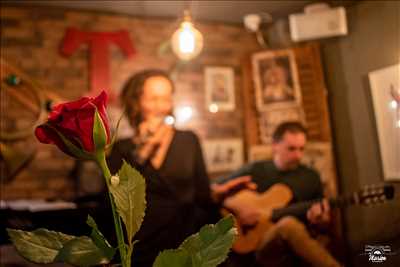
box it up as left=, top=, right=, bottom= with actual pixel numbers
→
left=272, top=121, right=307, bottom=143
left=120, top=69, right=174, bottom=128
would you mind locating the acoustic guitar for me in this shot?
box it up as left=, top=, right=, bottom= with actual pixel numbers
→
left=222, top=183, right=395, bottom=254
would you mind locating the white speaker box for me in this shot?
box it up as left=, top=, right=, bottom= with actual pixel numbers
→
left=289, top=6, right=348, bottom=42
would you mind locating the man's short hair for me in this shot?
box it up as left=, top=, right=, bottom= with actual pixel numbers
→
left=272, top=121, right=307, bottom=143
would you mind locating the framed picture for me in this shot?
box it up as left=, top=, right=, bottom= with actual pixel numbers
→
left=258, top=107, right=305, bottom=144
left=204, top=66, right=235, bottom=111
left=302, top=142, right=337, bottom=197
left=368, top=64, right=400, bottom=181
left=202, top=138, right=243, bottom=173
left=252, top=49, right=302, bottom=111
left=248, top=145, right=272, bottom=162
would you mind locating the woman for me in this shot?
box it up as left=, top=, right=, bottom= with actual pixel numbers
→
left=107, top=69, right=250, bottom=266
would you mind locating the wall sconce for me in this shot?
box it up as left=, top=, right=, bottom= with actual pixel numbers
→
left=243, top=13, right=272, bottom=48
left=171, top=9, right=203, bottom=61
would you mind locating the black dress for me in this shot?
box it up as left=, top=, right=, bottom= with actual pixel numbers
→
left=107, top=130, right=219, bottom=267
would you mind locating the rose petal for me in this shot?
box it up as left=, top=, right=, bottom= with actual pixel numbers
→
left=48, top=97, right=91, bottom=121
left=58, top=96, right=91, bottom=111
left=35, top=91, right=110, bottom=155
left=76, top=108, right=96, bottom=152
left=35, top=125, right=76, bottom=157
left=55, top=103, right=96, bottom=152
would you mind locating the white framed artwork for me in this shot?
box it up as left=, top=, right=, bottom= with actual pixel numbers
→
left=302, top=142, right=337, bottom=197
left=204, top=66, right=235, bottom=111
left=258, top=107, right=306, bottom=144
left=368, top=63, right=400, bottom=180
left=252, top=49, right=302, bottom=111
left=202, top=138, right=243, bottom=173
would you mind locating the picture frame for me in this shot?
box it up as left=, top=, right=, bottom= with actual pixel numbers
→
left=252, top=49, right=302, bottom=111
left=248, top=145, right=272, bottom=162
left=368, top=64, right=400, bottom=181
left=258, top=107, right=306, bottom=144
left=204, top=66, right=235, bottom=111
left=202, top=138, right=243, bottom=173
left=301, top=142, right=337, bottom=197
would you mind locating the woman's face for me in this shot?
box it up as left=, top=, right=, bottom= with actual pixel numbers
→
left=139, top=76, right=173, bottom=124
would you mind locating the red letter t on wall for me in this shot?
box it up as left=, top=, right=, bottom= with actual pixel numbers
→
left=61, top=27, right=135, bottom=100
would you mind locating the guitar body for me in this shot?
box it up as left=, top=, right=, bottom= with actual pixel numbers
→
left=222, top=183, right=293, bottom=254
left=221, top=182, right=394, bottom=254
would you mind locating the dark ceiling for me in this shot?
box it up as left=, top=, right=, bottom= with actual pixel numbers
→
left=3, top=1, right=358, bottom=25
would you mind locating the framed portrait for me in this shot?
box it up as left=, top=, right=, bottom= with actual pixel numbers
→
left=368, top=64, right=400, bottom=181
left=248, top=145, right=272, bottom=162
left=202, top=138, right=243, bottom=173
left=252, top=49, right=302, bottom=111
left=204, top=66, right=235, bottom=111
left=301, top=142, right=337, bottom=197
left=258, top=107, right=306, bottom=144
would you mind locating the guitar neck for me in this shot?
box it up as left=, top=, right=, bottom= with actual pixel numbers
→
left=270, top=182, right=395, bottom=222
left=270, top=194, right=356, bottom=222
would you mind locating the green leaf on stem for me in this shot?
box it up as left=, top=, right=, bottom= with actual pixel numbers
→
left=109, top=160, right=146, bottom=245
left=7, top=228, right=75, bottom=264
left=153, top=249, right=191, bottom=267
left=152, top=215, right=236, bottom=267
left=55, top=236, right=111, bottom=267
left=181, top=215, right=236, bottom=267
left=93, top=108, right=108, bottom=152
left=8, top=227, right=115, bottom=267
left=86, top=215, right=116, bottom=260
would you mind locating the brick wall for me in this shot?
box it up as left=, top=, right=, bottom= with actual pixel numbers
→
left=0, top=6, right=260, bottom=200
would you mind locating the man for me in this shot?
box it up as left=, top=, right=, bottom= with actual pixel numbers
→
left=217, top=121, right=341, bottom=267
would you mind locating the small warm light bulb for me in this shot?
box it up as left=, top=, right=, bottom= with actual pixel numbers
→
left=209, top=103, right=219, bottom=113
left=171, top=10, right=203, bottom=61
left=175, top=106, right=193, bottom=124
left=390, top=100, right=398, bottom=109
left=179, top=22, right=196, bottom=53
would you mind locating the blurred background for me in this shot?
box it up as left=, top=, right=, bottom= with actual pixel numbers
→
left=0, top=1, right=399, bottom=266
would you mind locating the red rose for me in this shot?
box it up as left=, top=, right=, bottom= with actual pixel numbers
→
left=35, top=91, right=110, bottom=158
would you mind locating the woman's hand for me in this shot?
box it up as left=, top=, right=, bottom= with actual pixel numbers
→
left=134, top=119, right=171, bottom=164
left=137, top=117, right=164, bottom=141
left=210, top=175, right=257, bottom=204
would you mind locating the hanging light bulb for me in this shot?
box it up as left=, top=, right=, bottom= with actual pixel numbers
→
left=171, top=10, right=203, bottom=61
